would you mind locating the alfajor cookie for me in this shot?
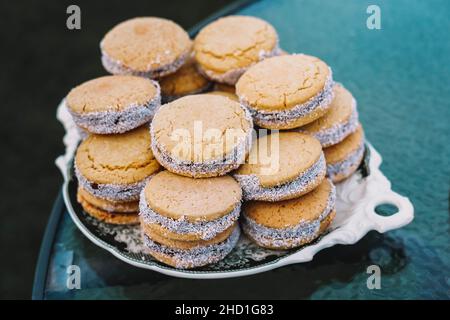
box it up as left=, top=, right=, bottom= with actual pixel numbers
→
left=234, top=132, right=326, bottom=201
left=75, top=126, right=161, bottom=203
left=324, top=125, right=365, bottom=183
left=194, top=16, right=280, bottom=85
left=242, top=179, right=336, bottom=249
left=236, top=54, right=334, bottom=129
left=66, top=75, right=161, bottom=134
left=207, top=91, right=239, bottom=101
left=150, top=94, right=253, bottom=178
left=101, top=17, right=192, bottom=78
left=139, top=171, right=242, bottom=268
left=159, top=59, right=212, bottom=103
left=299, top=83, right=359, bottom=147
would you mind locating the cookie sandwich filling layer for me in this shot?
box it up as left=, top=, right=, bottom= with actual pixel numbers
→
left=139, top=189, right=241, bottom=240
left=240, top=72, right=334, bottom=127
left=242, top=181, right=336, bottom=249
left=150, top=106, right=253, bottom=177
left=75, top=165, right=155, bottom=202
left=308, top=101, right=359, bottom=147
left=101, top=46, right=191, bottom=79
left=234, top=153, right=326, bottom=201
left=197, top=44, right=281, bottom=85
left=143, top=226, right=240, bottom=269
left=66, top=81, right=161, bottom=134
left=327, top=141, right=365, bottom=181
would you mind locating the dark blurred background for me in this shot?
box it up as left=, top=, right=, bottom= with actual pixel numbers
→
left=0, top=0, right=230, bottom=299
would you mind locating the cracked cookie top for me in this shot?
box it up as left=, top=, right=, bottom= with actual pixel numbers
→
left=75, top=126, right=161, bottom=184
left=66, top=75, right=159, bottom=114
left=236, top=54, right=331, bottom=111
left=236, top=132, right=323, bottom=188
left=151, top=94, right=253, bottom=162
left=101, top=17, right=192, bottom=73
left=194, top=16, right=278, bottom=74
left=301, top=83, right=356, bottom=133
left=143, top=171, right=242, bottom=221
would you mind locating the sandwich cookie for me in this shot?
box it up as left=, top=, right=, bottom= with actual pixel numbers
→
left=75, top=126, right=161, bottom=206
left=139, top=171, right=242, bottom=268
left=236, top=54, right=334, bottom=129
left=234, top=132, right=326, bottom=201
left=194, top=16, right=280, bottom=85
left=150, top=94, right=253, bottom=178
left=101, top=17, right=192, bottom=78
left=299, top=83, right=359, bottom=147
left=159, top=59, right=212, bottom=103
left=324, top=125, right=365, bottom=183
left=207, top=91, right=239, bottom=101
left=66, top=75, right=161, bottom=134
left=242, top=179, right=336, bottom=249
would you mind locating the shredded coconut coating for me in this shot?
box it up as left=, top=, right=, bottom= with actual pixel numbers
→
left=143, top=226, right=240, bottom=269
left=66, top=81, right=161, bottom=134
left=307, top=99, right=359, bottom=147
left=241, top=73, right=334, bottom=128
left=139, top=189, right=241, bottom=241
left=150, top=105, right=254, bottom=178
left=101, top=49, right=191, bottom=79
left=234, top=153, right=327, bottom=201
left=75, top=164, right=154, bottom=201
left=242, top=182, right=336, bottom=249
left=327, top=142, right=365, bottom=181
left=197, top=45, right=281, bottom=85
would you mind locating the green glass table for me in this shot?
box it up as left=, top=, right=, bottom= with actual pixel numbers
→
left=33, top=0, right=450, bottom=299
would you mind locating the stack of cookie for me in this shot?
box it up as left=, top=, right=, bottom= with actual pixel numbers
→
left=66, top=14, right=366, bottom=268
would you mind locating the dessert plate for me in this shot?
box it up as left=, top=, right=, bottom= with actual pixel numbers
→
left=56, top=102, right=414, bottom=279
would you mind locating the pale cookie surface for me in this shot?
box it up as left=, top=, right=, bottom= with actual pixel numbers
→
left=159, top=59, right=210, bottom=99
left=75, top=126, right=161, bottom=185
left=101, top=17, right=191, bottom=74
left=300, top=83, right=358, bottom=146
left=194, top=16, right=278, bottom=75
left=142, top=171, right=242, bottom=221
left=151, top=94, right=253, bottom=162
left=324, top=125, right=364, bottom=164
left=244, top=178, right=334, bottom=228
left=207, top=91, right=239, bottom=101
left=236, top=54, right=331, bottom=111
left=236, top=132, right=323, bottom=188
left=66, top=75, right=158, bottom=113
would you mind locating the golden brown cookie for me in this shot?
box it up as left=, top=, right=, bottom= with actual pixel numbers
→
left=242, top=179, right=336, bottom=249
left=194, top=16, right=280, bottom=84
left=139, top=171, right=242, bottom=240
left=299, top=83, right=359, bottom=147
left=75, top=126, right=161, bottom=201
left=101, top=17, right=192, bottom=78
left=236, top=54, right=334, bottom=129
left=234, top=132, right=326, bottom=201
left=324, top=125, right=365, bottom=183
left=206, top=91, right=238, bottom=101
left=66, top=75, right=161, bottom=134
left=77, top=187, right=138, bottom=213
left=77, top=191, right=139, bottom=225
left=159, top=59, right=211, bottom=102
left=150, top=94, right=253, bottom=177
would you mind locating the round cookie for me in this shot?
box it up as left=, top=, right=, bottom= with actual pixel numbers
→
left=77, top=191, right=139, bottom=225
left=75, top=126, right=161, bottom=202
left=150, top=94, right=253, bottom=178
left=77, top=187, right=138, bottom=213
left=139, top=171, right=242, bottom=241
left=299, top=83, right=359, bottom=147
left=242, top=179, right=336, bottom=249
left=101, top=17, right=192, bottom=78
left=234, top=132, right=326, bottom=201
left=324, top=125, right=365, bottom=183
left=207, top=91, right=238, bottom=101
left=159, top=59, right=212, bottom=103
left=66, top=75, right=161, bottom=134
left=142, top=225, right=240, bottom=269
left=194, top=16, right=280, bottom=85
left=236, top=54, right=334, bottom=129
